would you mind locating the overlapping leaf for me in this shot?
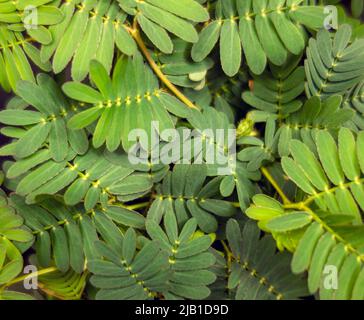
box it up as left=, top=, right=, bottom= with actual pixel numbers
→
left=246, top=194, right=306, bottom=251
left=38, top=269, right=88, bottom=300
left=42, top=0, right=136, bottom=81
left=11, top=195, right=147, bottom=273
left=147, top=164, right=238, bottom=233
left=242, top=55, right=305, bottom=120
left=239, top=96, right=354, bottom=169
left=246, top=192, right=364, bottom=299
left=0, top=190, right=33, bottom=286
left=152, top=39, right=214, bottom=90
left=63, top=54, right=190, bottom=152
left=128, top=0, right=209, bottom=52
left=0, top=0, right=63, bottom=92
left=305, top=24, right=364, bottom=98
left=13, top=147, right=154, bottom=209
left=226, top=219, right=308, bottom=300
left=246, top=127, right=364, bottom=299
left=41, top=0, right=209, bottom=80
left=282, top=128, right=364, bottom=223
left=146, top=212, right=216, bottom=299
left=0, top=0, right=363, bottom=302
left=192, top=0, right=325, bottom=76
left=185, top=107, right=260, bottom=210
left=89, top=228, right=170, bottom=300
left=343, top=80, right=364, bottom=131
left=0, top=74, right=89, bottom=161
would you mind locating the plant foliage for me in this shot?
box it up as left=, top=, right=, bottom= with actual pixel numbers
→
left=0, top=0, right=364, bottom=301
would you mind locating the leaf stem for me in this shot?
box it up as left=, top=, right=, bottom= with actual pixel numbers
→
left=124, top=201, right=150, bottom=210
left=128, top=20, right=199, bottom=110
left=231, top=202, right=241, bottom=208
left=261, top=167, right=291, bottom=204
left=284, top=202, right=364, bottom=262
left=221, top=240, right=232, bottom=271
left=0, top=267, right=57, bottom=291
left=0, top=37, right=34, bottom=51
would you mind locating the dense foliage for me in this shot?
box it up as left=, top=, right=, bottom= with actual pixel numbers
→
left=0, top=0, right=363, bottom=300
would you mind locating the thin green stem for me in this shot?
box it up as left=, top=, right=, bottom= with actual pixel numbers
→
left=302, top=178, right=364, bottom=206
left=0, top=37, right=34, bottom=51
left=261, top=167, right=291, bottom=204
left=127, top=20, right=199, bottom=110
left=124, top=202, right=150, bottom=211
left=284, top=202, right=364, bottom=262
left=0, top=267, right=57, bottom=291
left=231, top=202, right=241, bottom=208
left=221, top=240, right=232, bottom=271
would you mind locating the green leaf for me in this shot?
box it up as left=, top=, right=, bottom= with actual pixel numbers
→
left=15, top=123, right=51, bottom=159
left=2, top=229, right=33, bottom=242
left=191, top=21, right=221, bottom=62
left=239, top=15, right=266, bottom=75
left=266, top=212, right=312, bottom=232
left=145, top=0, right=209, bottom=22
left=338, top=128, right=361, bottom=181
left=52, top=8, right=89, bottom=74
left=292, top=222, right=324, bottom=274
left=316, top=130, right=344, bottom=185
left=62, top=82, right=103, bottom=104
left=68, top=106, right=104, bottom=130
left=138, top=2, right=198, bottom=43
left=137, top=15, right=173, bottom=54
left=220, top=20, right=241, bottom=77
left=290, top=139, right=329, bottom=191
left=0, top=110, right=43, bottom=126
left=307, top=233, right=336, bottom=294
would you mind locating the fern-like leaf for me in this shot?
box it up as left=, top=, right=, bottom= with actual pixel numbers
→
left=192, top=0, right=325, bottom=76
left=226, top=219, right=308, bottom=300
left=305, top=24, right=364, bottom=98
